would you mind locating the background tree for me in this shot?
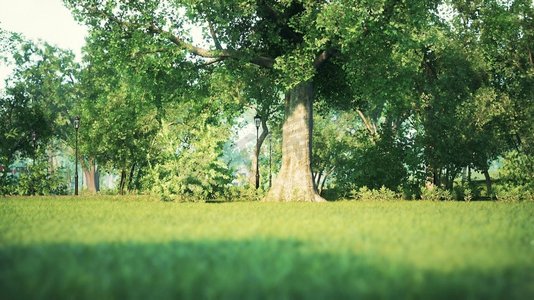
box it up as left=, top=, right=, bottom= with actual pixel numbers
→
left=0, top=31, right=78, bottom=194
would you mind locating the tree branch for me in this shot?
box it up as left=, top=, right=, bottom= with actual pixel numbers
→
left=313, top=48, right=337, bottom=68
left=147, top=24, right=226, bottom=58
left=207, top=20, right=222, bottom=50
left=131, top=48, right=172, bottom=58
left=528, top=45, right=533, bottom=68
left=200, top=57, right=226, bottom=67
left=147, top=24, right=275, bottom=68
left=357, top=109, right=377, bottom=136
left=87, top=5, right=275, bottom=68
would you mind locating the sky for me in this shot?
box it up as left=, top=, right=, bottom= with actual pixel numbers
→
left=0, top=0, right=87, bottom=86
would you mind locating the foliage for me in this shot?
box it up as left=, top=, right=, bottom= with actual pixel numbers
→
left=495, top=150, right=534, bottom=201
left=452, top=185, right=474, bottom=202
left=1, top=198, right=533, bottom=299
left=0, top=33, right=78, bottom=193
left=61, top=0, right=448, bottom=201
left=463, top=187, right=473, bottom=202
left=499, top=150, right=534, bottom=192
left=349, top=186, right=400, bottom=201
left=220, top=185, right=264, bottom=202
left=0, top=169, right=17, bottom=195
left=312, top=112, right=362, bottom=194
left=313, top=111, right=408, bottom=196
left=495, top=186, right=534, bottom=202
left=14, top=160, right=69, bottom=196
left=420, top=186, right=454, bottom=201
left=144, top=119, right=234, bottom=202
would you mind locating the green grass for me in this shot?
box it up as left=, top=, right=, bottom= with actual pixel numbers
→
left=1, top=197, right=533, bottom=299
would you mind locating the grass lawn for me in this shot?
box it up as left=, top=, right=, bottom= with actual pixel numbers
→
left=1, top=197, right=533, bottom=299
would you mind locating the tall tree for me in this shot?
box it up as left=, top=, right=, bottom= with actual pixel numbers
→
left=0, top=31, right=78, bottom=194
left=65, top=0, right=439, bottom=201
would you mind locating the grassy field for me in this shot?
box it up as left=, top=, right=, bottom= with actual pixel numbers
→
left=1, top=197, right=533, bottom=299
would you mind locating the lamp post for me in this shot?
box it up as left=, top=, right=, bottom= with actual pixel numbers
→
left=269, top=132, right=272, bottom=188
left=254, top=114, right=261, bottom=189
left=74, top=116, right=80, bottom=195
left=30, top=132, right=36, bottom=196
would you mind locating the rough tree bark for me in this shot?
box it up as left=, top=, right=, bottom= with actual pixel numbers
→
left=119, top=168, right=126, bottom=195
left=249, top=120, right=269, bottom=187
left=83, top=158, right=99, bottom=194
left=265, top=81, right=325, bottom=202
left=127, top=163, right=136, bottom=192
left=483, top=168, right=492, bottom=197
left=319, top=168, right=333, bottom=196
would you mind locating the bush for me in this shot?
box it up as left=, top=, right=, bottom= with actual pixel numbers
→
left=220, top=185, right=263, bottom=202
left=420, top=186, right=453, bottom=201
left=463, top=188, right=473, bottom=202
left=453, top=186, right=473, bottom=202
left=401, top=182, right=423, bottom=200
left=0, top=173, right=18, bottom=195
left=350, top=186, right=400, bottom=201
left=144, top=122, right=234, bottom=202
left=499, top=151, right=534, bottom=192
left=496, top=151, right=534, bottom=202
left=495, top=186, right=534, bottom=202
left=15, top=161, right=68, bottom=196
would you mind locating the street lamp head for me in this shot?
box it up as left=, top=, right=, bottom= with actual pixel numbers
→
left=254, top=114, right=261, bottom=129
left=74, top=116, right=80, bottom=130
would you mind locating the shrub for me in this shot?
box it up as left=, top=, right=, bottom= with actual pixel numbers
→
left=499, top=151, right=534, bottom=192
left=15, top=161, right=68, bottom=196
left=453, top=186, right=473, bottom=202
left=463, top=188, right=473, bottom=202
left=496, top=151, right=534, bottom=202
left=350, top=186, right=399, bottom=201
left=220, top=185, right=263, bottom=202
left=495, top=185, right=534, bottom=202
left=401, top=182, right=423, bottom=200
left=420, top=186, right=453, bottom=201
left=144, top=122, right=233, bottom=202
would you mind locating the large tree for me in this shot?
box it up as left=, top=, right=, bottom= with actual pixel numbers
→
left=0, top=31, right=78, bottom=194
left=65, top=0, right=438, bottom=201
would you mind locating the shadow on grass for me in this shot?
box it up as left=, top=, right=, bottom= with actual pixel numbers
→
left=1, top=239, right=532, bottom=299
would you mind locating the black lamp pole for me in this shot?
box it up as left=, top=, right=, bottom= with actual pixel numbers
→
left=74, top=116, right=80, bottom=195
left=30, top=132, right=36, bottom=196
left=254, top=114, right=261, bottom=189
left=269, top=132, right=272, bottom=188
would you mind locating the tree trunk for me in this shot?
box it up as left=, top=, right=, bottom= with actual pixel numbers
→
left=446, top=168, right=457, bottom=191
left=264, top=81, right=324, bottom=202
left=83, top=158, right=99, bottom=194
left=425, top=165, right=435, bottom=188
left=319, top=168, right=334, bottom=196
left=483, top=168, right=492, bottom=197
left=119, top=169, right=126, bottom=195
left=249, top=120, right=269, bottom=187
left=318, top=173, right=327, bottom=196
left=467, top=166, right=471, bottom=183
left=127, top=163, right=136, bottom=192
left=314, top=170, right=323, bottom=189
left=461, top=167, right=467, bottom=184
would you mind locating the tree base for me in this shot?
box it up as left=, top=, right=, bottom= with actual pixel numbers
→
left=263, top=81, right=326, bottom=203
left=264, top=182, right=326, bottom=202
